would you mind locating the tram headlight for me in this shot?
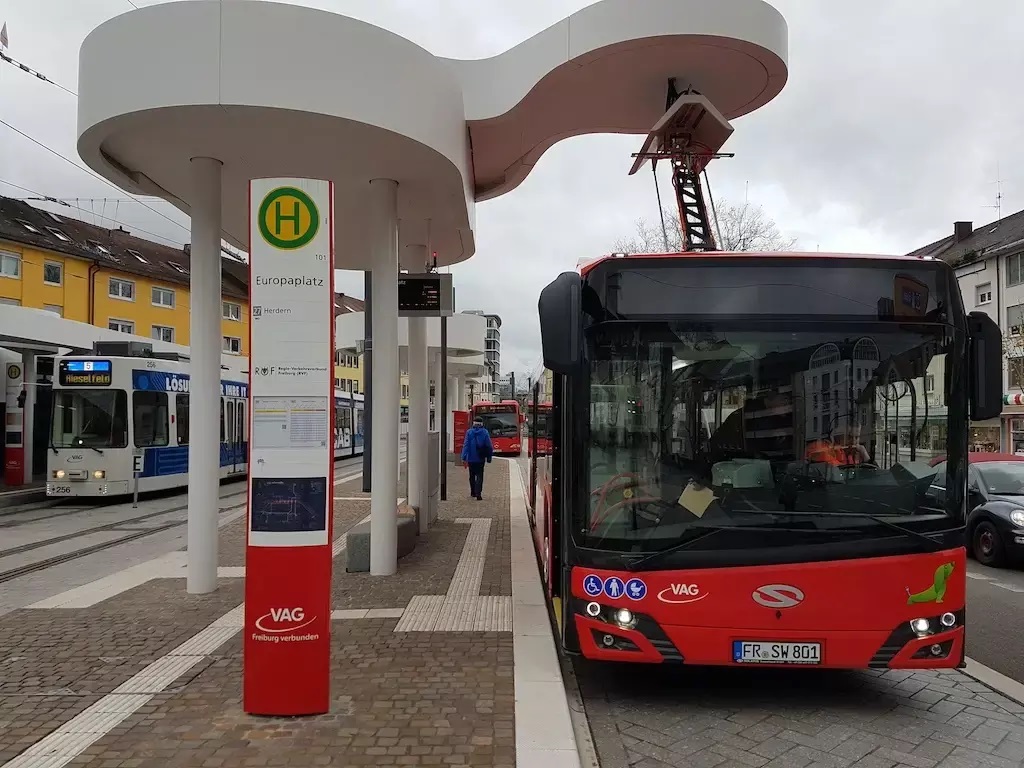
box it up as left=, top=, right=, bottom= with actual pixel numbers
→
left=54, top=469, right=66, bottom=479
left=92, top=470, right=105, bottom=480
left=910, top=618, right=931, bottom=636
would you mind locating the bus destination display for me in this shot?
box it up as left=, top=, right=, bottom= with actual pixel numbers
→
left=58, top=359, right=112, bottom=386
left=474, top=404, right=515, bottom=414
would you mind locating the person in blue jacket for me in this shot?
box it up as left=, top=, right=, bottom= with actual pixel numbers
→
left=461, top=416, right=494, bottom=500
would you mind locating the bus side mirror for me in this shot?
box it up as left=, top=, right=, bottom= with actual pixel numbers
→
left=968, top=311, right=1002, bottom=420
left=539, top=272, right=582, bottom=375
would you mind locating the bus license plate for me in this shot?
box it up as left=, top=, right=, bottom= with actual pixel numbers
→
left=733, top=641, right=821, bottom=665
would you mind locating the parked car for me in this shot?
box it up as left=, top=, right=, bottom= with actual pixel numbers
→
left=925, top=453, right=1024, bottom=567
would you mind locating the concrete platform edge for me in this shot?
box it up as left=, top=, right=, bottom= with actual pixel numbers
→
left=508, top=459, right=585, bottom=768
left=963, top=655, right=1024, bottom=706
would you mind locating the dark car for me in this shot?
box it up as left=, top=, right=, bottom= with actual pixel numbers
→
left=925, top=453, right=1024, bottom=567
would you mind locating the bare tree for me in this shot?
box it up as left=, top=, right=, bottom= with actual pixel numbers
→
left=613, top=198, right=796, bottom=253
left=1004, top=334, right=1024, bottom=395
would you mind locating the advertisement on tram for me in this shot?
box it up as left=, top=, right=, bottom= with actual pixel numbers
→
left=528, top=253, right=1002, bottom=670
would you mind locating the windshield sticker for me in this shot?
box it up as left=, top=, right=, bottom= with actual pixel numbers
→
left=678, top=481, right=716, bottom=518
left=906, top=562, right=954, bottom=605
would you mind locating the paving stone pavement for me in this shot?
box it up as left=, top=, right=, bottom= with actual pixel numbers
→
left=573, top=659, right=1024, bottom=767
left=0, top=463, right=516, bottom=768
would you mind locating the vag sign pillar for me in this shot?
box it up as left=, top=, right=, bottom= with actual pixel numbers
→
left=4, top=362, right=24, bottom=486
left=243, top=178, right=335, bottom=716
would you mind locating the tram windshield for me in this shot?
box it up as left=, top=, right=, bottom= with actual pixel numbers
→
left=50, top=389, right=129, bottom=450
left=583, top=320, right=965, bottom=552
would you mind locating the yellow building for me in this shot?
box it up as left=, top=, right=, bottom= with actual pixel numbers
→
left=330, top=294, right=411, bottom=413
left=0, top=197, right=250, bottom=354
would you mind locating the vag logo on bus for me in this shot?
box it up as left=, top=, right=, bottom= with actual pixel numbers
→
left=657, top=583, right=708, bottom=604
left=254, top=607, right=315, bottom=633
left=752, top=584, right=805, bottom=609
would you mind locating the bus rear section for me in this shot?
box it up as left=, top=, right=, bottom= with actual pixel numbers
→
left=530, top=252, right=1003, bottom=670
left=527, top=402, right=553, bottom=456
left=472, top=400, right=523, bottom=456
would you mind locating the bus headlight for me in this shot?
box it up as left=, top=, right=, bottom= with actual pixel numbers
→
left=940, top=612, right=957, bottom=628
left=614, top=608, right=636, bottom=628
left=92, top=470, right=105, bottom=480
left=54, top=469, right=66, bottom=479
left=1010, top=510, right=1024, bottom=528
left=910, top=618, right=931, bottom=636
left=585, top=602, right=601, bottom=617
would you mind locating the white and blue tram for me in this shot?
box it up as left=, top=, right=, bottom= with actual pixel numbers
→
left=46, top=350, right=363, bottom=498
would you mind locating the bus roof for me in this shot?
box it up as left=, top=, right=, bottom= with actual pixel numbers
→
left=578, top=251, right=936, bottom=277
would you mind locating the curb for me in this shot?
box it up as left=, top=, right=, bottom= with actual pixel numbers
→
left=508, top=459, right=588, bottom=768
left=962, top=657, right=1024, bottom=707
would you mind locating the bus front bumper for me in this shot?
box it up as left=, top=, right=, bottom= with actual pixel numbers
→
left=572, top=610, right=965, bottom=670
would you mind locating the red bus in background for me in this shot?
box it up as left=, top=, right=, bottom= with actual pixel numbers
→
left=528, top=251, right=1003, bottom=670
left=528, top=402, right=553, bottom=456
left=471, top=400, right=523, bottom=456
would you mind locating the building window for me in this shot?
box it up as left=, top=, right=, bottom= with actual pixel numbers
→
left=109, top=318, right=134, bottom=334
left=126, top=249, right=149, bottom=264
left=223, top=336, right=241, bottom=354
left=1009, top=254, right=1024, bottom=287
left=109, top=277, right=135, bottom=300
left=334, top=377, right=342, bottom=387
left=45, top=227, right=71, bottom=243
left=43, top=304, right=63, bottom=316
left=16, top=219, right=40, bottom=234
left=223, top=302, right=241, bottom=321
left=925, top=374, right=935, bottom=393
left=152, top=287, right=175, bottom=308
left=1009, top=304, right=1024, bottom=336
left=43, top=261, right=63, bottom=285
left=0, top=250, right=21, bottom=278
left=152, top=325, right=175, bottom=343
left=976, top=282, right=992, bottom=305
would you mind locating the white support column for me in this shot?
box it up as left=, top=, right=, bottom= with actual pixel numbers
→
left=456, top=374, right=466, bottom=411
left=186, top=157, right=222, bottom=594
left=407, top=316, right=428, bottom=520
left=369, top=178, right=400, bottom=576
left=430, top=350, right=443, bottom=478
left=21, top=351, right=35, bottom=483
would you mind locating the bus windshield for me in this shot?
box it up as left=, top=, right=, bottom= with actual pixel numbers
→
left=478, top=409, right=519, bottom=437
left=51, top=389, right=129, bottom=449
left=583, top=320, right=965, bottom=552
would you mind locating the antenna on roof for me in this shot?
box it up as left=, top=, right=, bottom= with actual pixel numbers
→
left=984, top=160, right=1004, bottom=223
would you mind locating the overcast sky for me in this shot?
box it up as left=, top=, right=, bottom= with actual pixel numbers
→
left=2, top=0, right=1022, bottom=376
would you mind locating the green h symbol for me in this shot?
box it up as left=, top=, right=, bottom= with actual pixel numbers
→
left=273, top=200, right=301, bottom=236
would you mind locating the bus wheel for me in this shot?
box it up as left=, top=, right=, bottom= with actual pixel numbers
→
left=973, top=521, right=1005, bottom=568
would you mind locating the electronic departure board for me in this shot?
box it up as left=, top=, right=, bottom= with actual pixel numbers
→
left=397, top=273, right=454, bottom=317
left=58, top=359, right=113, bottom=387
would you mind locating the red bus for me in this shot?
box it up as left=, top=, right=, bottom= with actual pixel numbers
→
left=527, top=251, right=1002, bottom=669
left=527, top=401, right=553, bottom=456
left=471, top=400, right=523, bottom=456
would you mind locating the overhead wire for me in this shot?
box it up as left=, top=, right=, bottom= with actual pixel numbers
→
left=0, top=50, right=77, bottom=97
left=0, top=117, right=191, bottom=236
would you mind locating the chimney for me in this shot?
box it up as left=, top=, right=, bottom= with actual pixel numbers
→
left=183, top=243, right=191, bottom=256
left=954, top=221, right=973, bottom=243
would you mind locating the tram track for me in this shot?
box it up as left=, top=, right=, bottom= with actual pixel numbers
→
left=0, top=487, right=249, bottom=559
left=0, top=454, right=370, bottom=587
left=0, top=500, right=248, bottom=586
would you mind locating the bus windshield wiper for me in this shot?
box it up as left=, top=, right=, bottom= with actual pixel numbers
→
left=625, top=523, right=817, bottom=571
left=771, top=511, right=945, bottom=552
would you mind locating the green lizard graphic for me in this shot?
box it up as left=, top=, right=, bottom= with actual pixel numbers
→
left=906, top=562, right=955, bottom=605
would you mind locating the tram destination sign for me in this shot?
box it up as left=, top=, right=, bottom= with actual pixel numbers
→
left=58, top=359, right=112, bottom=387
left=398, top=273, right=453, bottom=317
